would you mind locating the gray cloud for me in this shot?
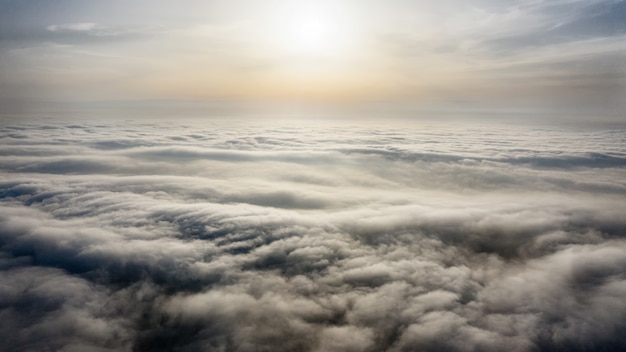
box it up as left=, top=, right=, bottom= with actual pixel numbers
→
left=483, top=0, right=626, bottom=52
left=0, top=121, right=625, bottom=351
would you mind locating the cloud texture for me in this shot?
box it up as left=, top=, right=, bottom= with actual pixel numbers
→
left=1, top=120, right=625, bottom=351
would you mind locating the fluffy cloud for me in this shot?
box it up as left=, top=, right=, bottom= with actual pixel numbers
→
left=0, top=120, right=625, bottom=351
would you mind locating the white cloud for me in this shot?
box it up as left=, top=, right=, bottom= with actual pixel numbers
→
left=47, top=22, right=99, bottom=32
left=0, top=120, right=625, bottom=350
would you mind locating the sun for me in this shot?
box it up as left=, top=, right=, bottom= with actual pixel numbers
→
left=275, top=4, right=346, bottom=56
left=288, top=14, right=336, bottom=53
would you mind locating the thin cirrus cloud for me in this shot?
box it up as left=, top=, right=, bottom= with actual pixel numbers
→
left=46, top=22, right=100, bottom=33
left=1, top=120, right=625, bottom=351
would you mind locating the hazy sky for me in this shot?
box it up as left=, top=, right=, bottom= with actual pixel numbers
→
left=1, top=0, right=625, bottom=118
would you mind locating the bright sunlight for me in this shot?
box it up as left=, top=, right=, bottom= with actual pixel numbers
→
left=287, top=14, right=335, bottom=53
left=274, top=2, right=350, bottom=56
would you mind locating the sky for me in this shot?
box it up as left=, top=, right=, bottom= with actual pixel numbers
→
left=1, top=0, right=625, bottom=120
left=1, top=2, right=626, bottom=351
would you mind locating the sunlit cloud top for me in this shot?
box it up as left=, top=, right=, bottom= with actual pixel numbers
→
left=0, top=0, right=624, bottom=118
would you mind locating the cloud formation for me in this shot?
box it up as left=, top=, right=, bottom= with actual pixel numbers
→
left=1, top=120, right=625, bottom=351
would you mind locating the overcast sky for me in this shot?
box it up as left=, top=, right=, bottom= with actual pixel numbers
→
left=1, top=0, right=625, bottom=119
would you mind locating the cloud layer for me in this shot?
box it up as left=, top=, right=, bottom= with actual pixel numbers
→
left=1, top=120, right=625, bottom=351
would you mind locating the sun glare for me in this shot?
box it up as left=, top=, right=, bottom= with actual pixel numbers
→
left=274, top=3, right=349, bottom=56
left=251, top=1, right=368, bottom=96
left=288, top=15, right=335, bottom=53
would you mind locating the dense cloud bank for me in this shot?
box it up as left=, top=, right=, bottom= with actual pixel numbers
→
left=1, top=120, right=625, bottom=351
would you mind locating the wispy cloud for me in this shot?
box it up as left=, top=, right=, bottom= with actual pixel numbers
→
left=47, top=22, right=100, bottom=33
left=45, top=22, right=135, bottom=38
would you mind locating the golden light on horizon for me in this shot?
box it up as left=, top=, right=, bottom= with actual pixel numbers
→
left=132, top=2, right=386, bottom=104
